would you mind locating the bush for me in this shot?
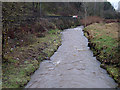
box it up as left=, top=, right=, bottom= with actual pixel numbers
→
left=80, top=16, right=104, bottom=26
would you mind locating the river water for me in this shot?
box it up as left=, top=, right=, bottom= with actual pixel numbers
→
left=25, top=26, right=117, bottom=88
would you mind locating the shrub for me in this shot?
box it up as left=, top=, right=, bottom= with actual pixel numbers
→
left=80, top=16, right=104, bottom=26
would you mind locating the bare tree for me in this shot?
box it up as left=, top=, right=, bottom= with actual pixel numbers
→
left=118, top=1, right=120, bottom=12
left=82, top=2, right=88, bottom=26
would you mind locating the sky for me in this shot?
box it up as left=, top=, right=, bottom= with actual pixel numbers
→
left=107, top=0, right=120, bottom=10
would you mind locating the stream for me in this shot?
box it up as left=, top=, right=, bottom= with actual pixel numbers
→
left=25, top=26, right=117, bottom=88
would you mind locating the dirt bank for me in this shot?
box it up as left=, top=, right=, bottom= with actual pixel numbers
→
left=2, top=29, right=62, bottom=88
left=84, top=22, right=120, bottom=87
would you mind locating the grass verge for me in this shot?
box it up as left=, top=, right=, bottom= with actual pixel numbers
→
left=2, top=29, right=62, bottom=88
left=83, top=22, right=120, bottom=87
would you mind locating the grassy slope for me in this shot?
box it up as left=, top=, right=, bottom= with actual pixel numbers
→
left=84, top=22, right=120, bottom=86
left=2, top=29, right=61, bottom=88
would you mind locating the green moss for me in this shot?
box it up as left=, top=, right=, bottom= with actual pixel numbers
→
left=106, top=66, right=120, bottom=83
left=92, top=35, right=117, bottom=58
left=48, top=29, right=60, bottom=34
left=2, top=60, right=39, bottom=88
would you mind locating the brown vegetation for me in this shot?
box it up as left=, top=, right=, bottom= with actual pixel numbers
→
left=80, top=16, right=104, bottom=26
left=80, top=16, right=120, bottom=26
